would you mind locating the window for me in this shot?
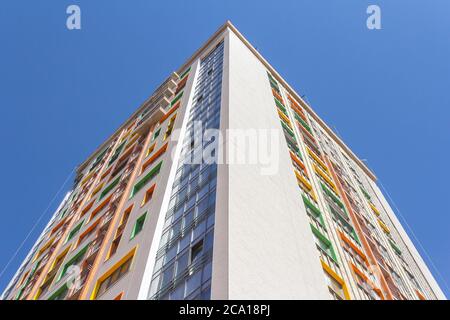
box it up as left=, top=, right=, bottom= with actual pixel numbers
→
left=58, top=244, right=89, bottom=281
left=310, top=224, right=338, bottom=263
left=109, top=237, right=121, bottom=258
left=77, top=218, right=101, bottom=246
left=89, top=183, right=104, bottom=199
left=48, top=284, right=68, bottom=300
left=164, top=115, right=177, bottom=140
left=66, top=220, right=84, bottom=242
left=108, top=141, right=126, bottom=166
left=389, top=239, right=402, bottom=256
left=141, top=144, right=168, bottom=173
left=108, top=206, right=133, bottom=258
left=190, top=239, right=203, bottom=264
left=90, top=195, right=112, bottom=221
left=130, top=213, right=147, bottom=239
left=141, top=184, right=155, bottom=207
left=130, top=161, right=163, bottom=198
left=325, top=273, right=345, bottom=300
left=95, top=249, right=135, bottom=298
left=99, top=176, right=121, bottom=201
left=110, top=158, right=128, bottom=179
left=89, top=147, right=109, bottom=172
left=171, top=91, right=184, bottom=106
left=321, top=264, right=349, bottom=300
left=152, top=128, right=161, bottom=141
left=146, top=143, right=156, bottom=157
left=302, top=195, right=325, bottom=227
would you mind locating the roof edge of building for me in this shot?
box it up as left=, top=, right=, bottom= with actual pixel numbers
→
left=77, top=20, right=377, bottom=181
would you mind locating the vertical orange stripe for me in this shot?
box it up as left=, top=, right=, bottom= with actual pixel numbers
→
left=78, top=123, right=157, bottom=300
left=325, top=156, right=393, bottom=300
left=26, top=130, right=127, bottom=300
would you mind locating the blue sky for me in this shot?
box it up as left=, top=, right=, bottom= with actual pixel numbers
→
left=0, top=0, right=449, bottom=297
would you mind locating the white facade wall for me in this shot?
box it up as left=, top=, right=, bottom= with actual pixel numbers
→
left=210, top=29, right=330, bottom=299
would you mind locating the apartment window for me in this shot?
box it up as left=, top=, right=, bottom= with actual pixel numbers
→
left=108, top=141, right=126, bottom=166
left=302, top=195, right=325, bottom=227
left=89, top=183, right=104, bottom=199
left=179, top=66, right=191, bottom=79
left=99, top=176, right=121, bottom=201
left=323, top=272, right=346, bottom=300
left=66, top=220, right=84, bottom=242
left=310, top=224, right=338, bottom=263
left=58, top=244, right=89, bottom=281
left=171, top=91, right=184, bottom=106
left=95, top=250, right=135, bottom=298
left=109, top=238, right=121, bottom=259
left=110, top=158, right=128, bottom=180
left=109, top=206, right=133, bottom=258
left=389, top=239, right=402, bottom=256
left=164, top=115, right=177, bottom=141
left=130, top=213, right=147, bottom=239
left=48, top=284, right=68, bottom=300
left=146, top=143, right=156, bottom=157
left=141, top=184, right=156, bottom=207
left=89, top=147, right=109, bottom=172
left=190, top=239, right=203, bottom=263
left=77, top=218, right=101, bottom=246
left=141, top=144, right=168, bottom=173
left=130, top=162, right=163, bottom=198
left=152, top=128, right=161, bottom=141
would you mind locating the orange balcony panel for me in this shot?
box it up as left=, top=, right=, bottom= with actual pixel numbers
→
left=50, top=217, right=68, bottom=235
left=297, top=121, right=316, bottom=141
left=350, top=262, right=383, bottom=299
left=90, top=195, right=112, bottom=221
left=159, top=101, right=181, bottom=124
left=288, top=95, right=305, bottom=114
left=415, top=289, right=426, bottom=300
left=290, top=151, right=306, bottom=171
left=272, top=88, right=284, bottom=104
left=338, top=230, right=368, bottom=264
left=141, top=142, right=168, bottom=173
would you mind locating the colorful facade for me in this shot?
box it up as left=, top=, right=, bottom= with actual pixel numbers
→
left=1, top=21, right=445, bottom=300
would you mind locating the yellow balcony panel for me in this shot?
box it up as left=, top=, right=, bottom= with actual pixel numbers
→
left=277, top=109, right=292, bottom=127
left=80, top=170, right=95, bottom=187
left=320, top=259, right=351, bottom=300
left=369, top=202, right=380, bottom=216
left=313, top=164, right=338, bottom=194
left=306, top=147, right=328, bottom=172
left=295, top=169, right=312, bottom=191
left=378, top=219, right=391, bottom=234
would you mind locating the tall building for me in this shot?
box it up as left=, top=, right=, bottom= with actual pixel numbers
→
left=1, top=21, right=445, bottom=300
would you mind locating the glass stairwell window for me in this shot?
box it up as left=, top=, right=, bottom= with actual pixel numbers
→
left=148, top=41, right=224, bottom=301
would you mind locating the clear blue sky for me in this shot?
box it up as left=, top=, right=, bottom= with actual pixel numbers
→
left=0, top=0, right=449, bottom=297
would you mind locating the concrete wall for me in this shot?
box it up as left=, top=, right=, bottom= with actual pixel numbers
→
left=212, top=29, right=330, bottom=299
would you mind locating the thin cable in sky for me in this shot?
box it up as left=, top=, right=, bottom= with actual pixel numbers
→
left=0, top=168, right=75, bottom=283
left=378, top=179, right=450, bottom=296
